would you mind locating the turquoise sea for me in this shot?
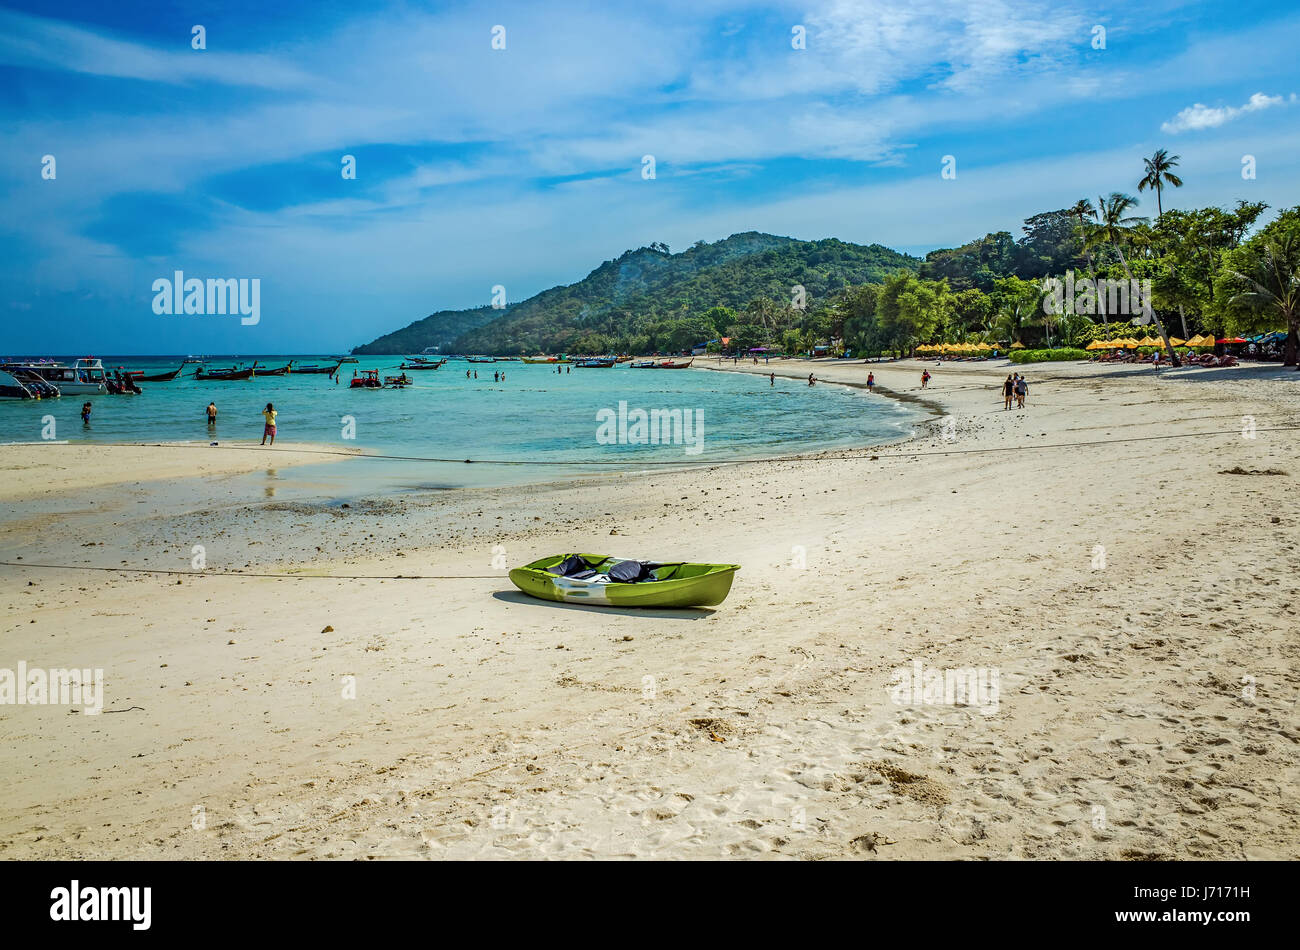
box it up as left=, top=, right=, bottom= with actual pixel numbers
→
left=0, top=356, right=926, bottom=490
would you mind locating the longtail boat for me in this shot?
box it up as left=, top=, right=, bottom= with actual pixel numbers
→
left=252, top=362, right=293, bottom=376
left=292, top=360, right=344, bottom=375
left=196, top=367, right=254, bottom=380
left=125, top=364, right=183, bottom=382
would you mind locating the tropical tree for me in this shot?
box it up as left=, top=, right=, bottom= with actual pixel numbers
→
left=1096, top=192, right=1181, bottom=365
left=1138, top=149, right=1183, bottom=220
left=1222, top=234, right=1300, bottom=367
left=1067, top=198, right=1108, bottom=326
left=992, top=276, right=1046, bottom=341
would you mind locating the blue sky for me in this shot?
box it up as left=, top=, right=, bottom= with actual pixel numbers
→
left=2, top=0, right=1298, bottom=354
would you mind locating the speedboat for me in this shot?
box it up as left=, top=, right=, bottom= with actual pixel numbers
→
left=0, top=358, right=108, bottom=395
left=0, top=369, right=43, bottom=399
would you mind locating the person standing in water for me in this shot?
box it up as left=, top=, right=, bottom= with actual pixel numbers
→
left=261, top=402, right=277, bottom=446
left=206, top=401, right=218, bottom=426
left=808, top=373, right=816, bottom=386
left=769, top=372, right=775, bottom=387
left=81, top=401, right=92, bottom=425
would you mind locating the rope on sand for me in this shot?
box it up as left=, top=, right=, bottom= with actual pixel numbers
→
left=0, top=561, right=502, bottom=581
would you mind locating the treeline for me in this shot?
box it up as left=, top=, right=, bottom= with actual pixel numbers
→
left=355, top=154, right=1300, bottom=368
left=353, top=232, right=918, bottom=356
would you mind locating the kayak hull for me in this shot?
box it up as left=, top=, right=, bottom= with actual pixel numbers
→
left=509, top=554, right=738, bottom=608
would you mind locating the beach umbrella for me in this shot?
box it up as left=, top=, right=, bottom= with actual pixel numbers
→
left=1136, top=336, right=1159, bottom=347
left=1084, top=340, right=1105, bottom=350
left=1010, top=341, right=1026, bottom=349
left=1169, top=337, right=1185, bottom=346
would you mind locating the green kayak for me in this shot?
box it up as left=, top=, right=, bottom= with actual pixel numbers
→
left=509, top=554, right=739, bottom=608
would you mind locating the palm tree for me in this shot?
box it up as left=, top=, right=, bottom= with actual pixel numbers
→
left=1228, top=235, right=1300, bottom=368
left=1067, top=199, right=1108, bottom=327
left=1138, top=149, right=1183, bottom=219
left=1097, top=192, right=1181, bottom=366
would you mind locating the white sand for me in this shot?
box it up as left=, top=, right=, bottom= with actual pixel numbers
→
left=1, top=359, right=1297, bottom=859
left=0, top=442, right=357, bottom=501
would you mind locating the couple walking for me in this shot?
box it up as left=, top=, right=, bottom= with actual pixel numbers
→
left=1002, top=373, right=1029, bottom=409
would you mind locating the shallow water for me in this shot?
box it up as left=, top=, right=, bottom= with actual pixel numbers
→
left=0, top=356, right=924, bottom=489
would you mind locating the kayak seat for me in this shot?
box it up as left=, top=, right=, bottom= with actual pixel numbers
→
left=608, top=559, right=652, bottom=583
left=547, top=554, right=596, bottom=578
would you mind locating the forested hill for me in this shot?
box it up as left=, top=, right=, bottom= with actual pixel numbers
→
left=352, top=232, right=919, bottom=355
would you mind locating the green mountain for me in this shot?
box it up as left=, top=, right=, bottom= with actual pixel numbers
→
left=351, top=304, right=500, bottom=356
left=352, top=232, right=919, bottom=355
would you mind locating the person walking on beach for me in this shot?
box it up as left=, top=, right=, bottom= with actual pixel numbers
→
left=1014, top=375, right=1026, bottom=409
left=261, top=402, right=277, bottom=446
left=1002, top=374, right=1014, bottom=410
left=867, top=372, right=875, bottom=392
left=206, top=401, right=218, bottom=426
left=1020, top=375, right=1030, bottom=407
left=921, top=370, right=931, bottom=389
left=80, top=401, right=92, bottom=426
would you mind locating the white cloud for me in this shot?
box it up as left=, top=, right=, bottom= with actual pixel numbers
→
left=1161, top=92, right=1295, bottom=134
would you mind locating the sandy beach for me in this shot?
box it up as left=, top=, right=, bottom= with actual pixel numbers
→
left=1, top=358, right=1297, bottom=860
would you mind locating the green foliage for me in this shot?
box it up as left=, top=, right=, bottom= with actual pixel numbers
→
left=353, top=232, right=918, bottom=355
left=1008, top=348, right=1092, bottom=363
left=353, top=200, right=1300, bottom=365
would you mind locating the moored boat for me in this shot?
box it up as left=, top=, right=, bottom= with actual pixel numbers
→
left=509, top=554, right=740, bottom=608
left=400, top=357, right=446, bottom=370
left=575, top=357, right=616, bottom=368
left=652, top=359, right=694, bottom=369
left=0, top=358, right=107, bottom=395
left=127, top=364, right=184, bottom=382
left=466, top=355, right=496, bottom=363
left=520, top=355, right=558, bottom=364
left=292, top=360, right=344, bottom=375
left=629, top=359, right=657, bottom=368
left=195, top=367, right=254, bottom=380
left=1, top=369, right=56, bottom=398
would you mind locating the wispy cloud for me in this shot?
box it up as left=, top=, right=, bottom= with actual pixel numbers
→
left=1161, top=91, right=1296, bottom=133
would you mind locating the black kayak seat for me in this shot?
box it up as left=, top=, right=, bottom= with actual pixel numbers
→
left=608, top=559, right=651, bottom=583
left=546, top=555, right=666, bottom=584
